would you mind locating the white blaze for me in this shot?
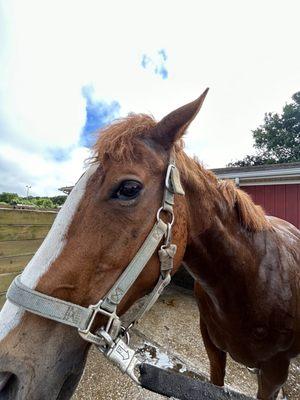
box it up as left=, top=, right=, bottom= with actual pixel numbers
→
left=0, top=163, right=98, bottom=341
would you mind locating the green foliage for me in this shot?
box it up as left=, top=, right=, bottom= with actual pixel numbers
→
left=50, top=195, right=67, bottom=206
left=229, top=91, right=300, bottom=166
left=0, top=192, right=66, bottom=209
left=34, top=198, right=54, bottom=208
left=0, top=192, right=18, bottom=203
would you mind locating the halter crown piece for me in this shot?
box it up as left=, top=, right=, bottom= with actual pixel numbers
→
left=6, top=152, right=185, bottom=384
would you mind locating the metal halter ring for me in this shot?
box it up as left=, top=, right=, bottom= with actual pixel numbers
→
left=156, top=206, right=175, bottom=226
left=119, top=326, right=131, bottom=345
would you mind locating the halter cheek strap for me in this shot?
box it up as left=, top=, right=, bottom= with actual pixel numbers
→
left=6, top=152, right=185, bottom=384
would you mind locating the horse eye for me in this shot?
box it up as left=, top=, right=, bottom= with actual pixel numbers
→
left=113, top=180, right=143, bottom=201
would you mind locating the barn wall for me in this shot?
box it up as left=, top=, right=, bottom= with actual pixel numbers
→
left=0, top=208, right=57, bottom=308
left=242, top=184, right=300, bottom=229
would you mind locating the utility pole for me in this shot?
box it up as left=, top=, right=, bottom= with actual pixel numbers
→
left=25, top=185, right=31, bottom=199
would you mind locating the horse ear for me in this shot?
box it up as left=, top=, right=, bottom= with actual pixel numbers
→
left=151, top=88, right=209, bottom=150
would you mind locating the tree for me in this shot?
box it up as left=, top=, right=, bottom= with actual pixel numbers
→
left=228, top=92, right=300, bottom=166
left=50, top=195, right=67, bottom=206
left=0, top=192, right=19, bottom=203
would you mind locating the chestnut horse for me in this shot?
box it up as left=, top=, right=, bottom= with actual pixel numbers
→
left=1, top=90, right=300, bottom=400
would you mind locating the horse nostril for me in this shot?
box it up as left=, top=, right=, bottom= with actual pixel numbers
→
left=0, top=372, right=18, bottom=398
left=0, top=373, right=11, bottom=392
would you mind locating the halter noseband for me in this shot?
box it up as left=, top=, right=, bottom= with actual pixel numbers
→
left=6, top=152, right=185, bottom=384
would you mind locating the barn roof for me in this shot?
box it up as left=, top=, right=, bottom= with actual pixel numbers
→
left=213, top=162, right=300, bottom=186
left=58, top=186, right=74, bottom=194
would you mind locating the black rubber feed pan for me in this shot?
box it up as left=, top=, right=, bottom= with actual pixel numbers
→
left=140, top=364, right=254, bottom=400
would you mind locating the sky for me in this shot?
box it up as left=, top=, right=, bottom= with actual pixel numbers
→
left=0, top=0, right=299, bottom=196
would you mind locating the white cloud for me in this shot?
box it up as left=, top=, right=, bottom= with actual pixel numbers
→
left=0, top=0, right=299, bottom=194
left=0, top=144, right=90, bottom=196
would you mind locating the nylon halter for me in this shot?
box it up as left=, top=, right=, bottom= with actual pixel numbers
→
left=6, top=152, right=185, bottom=384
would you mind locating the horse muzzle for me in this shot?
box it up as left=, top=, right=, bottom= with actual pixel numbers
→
left=0, top=314, right=89, bottom=400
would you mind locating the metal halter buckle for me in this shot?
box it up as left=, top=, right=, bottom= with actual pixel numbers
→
left=78, top=301, right=141, bottom=383
left=78, top=300, right=120, bottom=347
left=100, top=337, right=141, bottom=384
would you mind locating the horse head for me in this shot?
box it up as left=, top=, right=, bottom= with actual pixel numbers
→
left=0, top=89, right=208, bottom=399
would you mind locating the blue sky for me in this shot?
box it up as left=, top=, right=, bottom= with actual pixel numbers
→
left=80, top=85, right=121, bottom=148
left=0, top=0, right=299, bottom=196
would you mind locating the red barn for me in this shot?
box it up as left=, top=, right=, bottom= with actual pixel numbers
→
left=213, top=162, right=300, bottom=229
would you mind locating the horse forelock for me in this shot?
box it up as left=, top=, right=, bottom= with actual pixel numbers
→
left=93, top=113, right=157, bottom=163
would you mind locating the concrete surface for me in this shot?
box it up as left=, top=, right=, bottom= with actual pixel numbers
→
left=72, top=284, right=300, bottom=400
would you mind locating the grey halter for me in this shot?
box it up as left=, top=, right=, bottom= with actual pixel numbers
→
left=7, top=153, right=185, bottom=383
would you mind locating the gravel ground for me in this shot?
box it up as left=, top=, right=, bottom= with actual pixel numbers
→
left=72, top=284, right=300, bottom=400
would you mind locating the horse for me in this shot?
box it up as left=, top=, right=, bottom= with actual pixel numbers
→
left=0, top=89, right=300, bottom=400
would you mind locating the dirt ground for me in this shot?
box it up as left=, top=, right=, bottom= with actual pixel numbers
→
left=72, top=284, right=300, bottom=400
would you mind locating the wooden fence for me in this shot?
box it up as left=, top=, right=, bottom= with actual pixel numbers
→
left=0, top=208, right=57, bottom=308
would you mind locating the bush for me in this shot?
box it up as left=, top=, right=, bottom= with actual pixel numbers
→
left=40, top=198, right=55, bottom=209
left=33, top=198, right=54, bottom=208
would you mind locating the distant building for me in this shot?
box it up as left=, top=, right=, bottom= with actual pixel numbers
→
left=58, top=186, right=73, bottom=195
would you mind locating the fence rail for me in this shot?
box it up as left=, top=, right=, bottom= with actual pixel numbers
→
left=0, top=208, right=57, bottom=308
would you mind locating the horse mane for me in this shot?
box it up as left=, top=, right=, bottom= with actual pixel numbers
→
left=218, top=179, right=271, bottom=231
left=176, top=152, right=271, bottom=232
left=93, top=113, right=271, bottom=232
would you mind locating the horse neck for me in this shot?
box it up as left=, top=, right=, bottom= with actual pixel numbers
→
left=178, top=152, right=256, bottom=291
